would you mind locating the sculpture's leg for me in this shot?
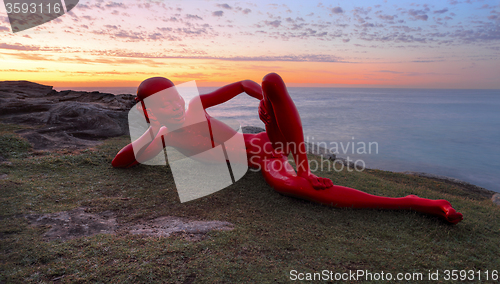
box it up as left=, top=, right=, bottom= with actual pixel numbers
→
left=260, top=157, right=463, bottom=224
left=260, top=73, right=333, bottom=189
left=261, top=73, right=308, bottom=173
left=257, top=73, right=462, bottom=224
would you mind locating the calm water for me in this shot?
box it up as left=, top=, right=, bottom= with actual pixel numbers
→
left=58, top=86, right=500, bottom=193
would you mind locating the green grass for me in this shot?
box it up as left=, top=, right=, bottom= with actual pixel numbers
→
left=1, top=123, right=499, bottom=283
left=0, top=123, right=32, bottom=159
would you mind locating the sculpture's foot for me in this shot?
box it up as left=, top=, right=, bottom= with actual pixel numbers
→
left=443, top=207, right=463, bottom=224
left=432, top=199, right=463, bottom=224
left=406, top=195, right=463, bottom=224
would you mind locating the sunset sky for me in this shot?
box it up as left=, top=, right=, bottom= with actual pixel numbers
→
left=0, top=0, right=499, bottom=88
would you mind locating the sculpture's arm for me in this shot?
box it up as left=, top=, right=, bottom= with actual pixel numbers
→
left=134, top=126, right=170, bottom=162
left=196, top=80, right=262, bottom=154
left=112, top=126, right=169, bottom=168
left=200, top=80, right=263, bottom=109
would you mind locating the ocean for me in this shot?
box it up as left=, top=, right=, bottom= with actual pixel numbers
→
left=57, top=86, right=500, bottom=193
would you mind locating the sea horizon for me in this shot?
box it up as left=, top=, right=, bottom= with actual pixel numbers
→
left=54, top=85, right=500, bottom=94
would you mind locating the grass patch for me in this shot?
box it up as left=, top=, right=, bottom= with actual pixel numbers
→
left=0, top=124, right=32, bottom=159
left=1, top=122, right=499, bottom=283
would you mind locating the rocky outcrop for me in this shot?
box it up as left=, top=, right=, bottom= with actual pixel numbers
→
left=0, top=81, right=135, bottom=150
left=492, top=194, right=500, bottom=206
left=241, top=126, right=266, bottom=134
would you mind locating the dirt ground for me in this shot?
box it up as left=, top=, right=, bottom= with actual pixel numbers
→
left=26, top=207, right=233, bottom=242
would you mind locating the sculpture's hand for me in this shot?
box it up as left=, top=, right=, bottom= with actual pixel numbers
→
left=299, top=172, right=334, bottom=190
left=241, top=80, right=263, bottom=100
left=258, top=100, right=272, bottom=126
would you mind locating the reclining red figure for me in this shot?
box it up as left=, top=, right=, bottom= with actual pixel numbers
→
left=112, top=73, right=463, bottom=224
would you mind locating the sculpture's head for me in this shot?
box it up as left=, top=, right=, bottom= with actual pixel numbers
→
left=136, top=77, right=186, bottom=126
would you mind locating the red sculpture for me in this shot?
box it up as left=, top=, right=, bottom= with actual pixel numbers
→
left=113, top=73, right=463, bottom=224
